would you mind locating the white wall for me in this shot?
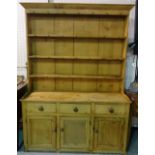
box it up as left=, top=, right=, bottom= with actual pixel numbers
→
left=17, top=0, right=136, bottom=89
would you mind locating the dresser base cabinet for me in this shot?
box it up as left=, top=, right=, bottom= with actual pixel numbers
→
left=22, top=92, right=131, bottom=154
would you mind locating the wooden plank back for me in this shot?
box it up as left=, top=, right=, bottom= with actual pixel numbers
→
left=21, top=3, right=133, bottom=93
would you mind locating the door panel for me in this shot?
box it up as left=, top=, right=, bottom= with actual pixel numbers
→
left=94, top=117, right=124, bottom=151
left=27, top=116, right=56, bottom=150
left=60, top=117, right=90, bottom=150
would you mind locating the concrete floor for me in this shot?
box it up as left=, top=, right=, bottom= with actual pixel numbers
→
left=17, top=128, right=138, bottom=155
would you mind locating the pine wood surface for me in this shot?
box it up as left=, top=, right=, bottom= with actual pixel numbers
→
left=21, top=3, right=133, bottom=16
left=20, top=3, right=134, bottom=93
left=21, top=3, right=133, bottom=154
left=22, top=92, right=130, bottom=103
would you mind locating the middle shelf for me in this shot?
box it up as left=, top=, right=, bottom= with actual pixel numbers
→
left=28, top=34, right=127, bottom=39
left=30, top=74, right=123, bottom=81
left=29, top=55, right=125, bottom=61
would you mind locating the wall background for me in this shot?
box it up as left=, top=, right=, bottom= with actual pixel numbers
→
left=17, top=0, right=136, bottom=89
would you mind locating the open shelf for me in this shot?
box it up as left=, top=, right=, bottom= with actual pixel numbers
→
left=28, top=34, right=127, bottom=39
left=30, top=74, right=123, bottom=80
left=29, top=55, right=125, bottom=61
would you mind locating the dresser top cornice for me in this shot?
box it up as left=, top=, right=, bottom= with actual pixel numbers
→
left=20, top=3, right=134, bottom=16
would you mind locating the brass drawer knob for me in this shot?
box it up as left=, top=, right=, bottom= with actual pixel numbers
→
left=38, top=106, right=44, bottom=111
left=53, top=127, right=57, bottom=132
left=109, top=107, right=114, bottom=113
left=93, top=127, right=99, bottom=133
left=73, top=107, right=79, bottom=112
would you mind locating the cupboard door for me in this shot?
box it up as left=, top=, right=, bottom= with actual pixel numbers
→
left=27, top=116, right=56, bottom=151
left=60, top=117, right=90, bottom=151
left=94, top=117, right=125, bottom=151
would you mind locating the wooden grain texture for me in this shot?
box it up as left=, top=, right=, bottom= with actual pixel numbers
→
left=55, top=39, right=73, bottom=56
left=32, top=79, right=55, bottom=91
left=94, top=103, right=127, bottom=115
left=22, top=92, right=131, bottom=103
left=26, top=14, right=31, bottom=93
left=98, top=39, right=124, bottom=59
left=59, top=103, right=91, bottom=114
left=30, top=38, right=55, bottom=56
left=27, top=116, right=56, bottom=151
left=74, top=39, right=98, bottom=57
left=21, top=3, right=133, bottom=16
left=59, top=117, right=90, bottom=151
left=31, top=59, right=55, bottom=74
left=55, top=16, right=74, bottom=36
left=27, top=12, right=128, bottom=92
left=22, top=100, right=130, bottom=153
left=21, top=3, right=133, bottom=154
left=28, top=14, right=54, bottom=35
left=29, top=55, right=125, bottom=61
left=27, top=103, right=56, bottom=114
left=93, top=117, right=125, bottom=151
left=99, top=16, right=126, bottom=38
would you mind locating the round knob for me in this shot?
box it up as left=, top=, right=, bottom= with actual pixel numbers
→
left=109, top=107, right=114, bottom=113
left=93, top=127, right=99, bottom=133
left=60, top=128, right=64, bottom=132
left=73, top=107, right=79, bottom=112
left=38, top=106, right=44, bottom=111
left=53, top=128, right=57, bottom=133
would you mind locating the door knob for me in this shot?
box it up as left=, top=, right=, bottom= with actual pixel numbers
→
left=109, top=107, right=114, bottom=113
left=38, top=106, right=44, bottom=111
left=93, top=127, right=99, bottom=133
left=53, top=127, right=57, bottom=132
left=73, top=107, right=79, bottom=112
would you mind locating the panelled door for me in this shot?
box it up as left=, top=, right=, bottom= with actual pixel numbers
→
left=59, top=117, right=91, bottom=151
left=93, top=117, right=125, bottom=151
left=27, top=116, right=56, bottom=151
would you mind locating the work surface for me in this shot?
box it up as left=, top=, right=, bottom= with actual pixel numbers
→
left=23, top=92, right=131, bottom=103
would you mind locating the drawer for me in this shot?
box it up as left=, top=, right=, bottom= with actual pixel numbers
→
left=95, top=104, right=127, bottom=115
left=27, top=103, right=56, bottom=113
left=60, top=103, right=91, bottom=114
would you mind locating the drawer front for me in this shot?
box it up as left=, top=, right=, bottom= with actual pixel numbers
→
left=95, top=104, right=127, bottom=115
left=27, top=103, right=56, bottom=113
left=60, top=103, right=91, bottom=114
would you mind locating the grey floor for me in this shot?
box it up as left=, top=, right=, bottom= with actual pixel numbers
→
left=17, top=128, right=138, bottom=155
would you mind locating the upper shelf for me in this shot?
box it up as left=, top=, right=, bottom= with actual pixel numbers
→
left=28, top=34, right=127, bottom=40
left=29, top=55, right=125, bottom=61
left=30, top=74, right=123, bottom=81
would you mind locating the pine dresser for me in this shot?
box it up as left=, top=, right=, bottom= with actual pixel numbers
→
left=20, top=3, right=134, bottom=155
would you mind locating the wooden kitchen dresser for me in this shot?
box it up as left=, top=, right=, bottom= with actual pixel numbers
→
left=21, top=3, right=133, bottom=155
